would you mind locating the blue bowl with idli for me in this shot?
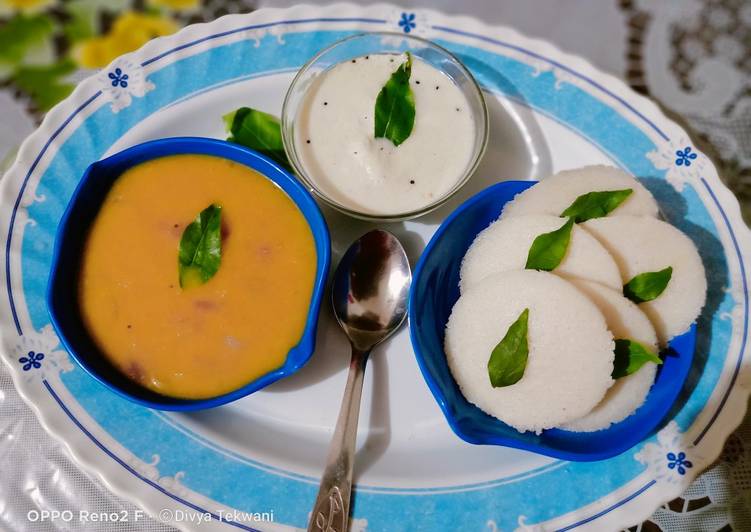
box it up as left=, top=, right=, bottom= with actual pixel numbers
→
left=409, top=180, right=697, bottom=461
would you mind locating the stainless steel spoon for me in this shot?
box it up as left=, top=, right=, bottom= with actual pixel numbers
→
left=307, top=229, right=411, bottom=532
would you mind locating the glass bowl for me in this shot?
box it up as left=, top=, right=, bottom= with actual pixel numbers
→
left=281, top=32, right=489, bottom=222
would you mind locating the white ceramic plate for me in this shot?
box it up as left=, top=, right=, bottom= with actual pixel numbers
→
left=1, top=4, right=749, bottom=531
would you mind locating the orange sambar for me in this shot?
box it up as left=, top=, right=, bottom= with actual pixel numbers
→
left=79, top=154, right=317, bottom=399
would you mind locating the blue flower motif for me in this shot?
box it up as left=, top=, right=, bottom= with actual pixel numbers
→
left=19, top=350, right=44, bottom=371
left=675, top=146, right=698, bottom=167
left=666, top=451, right=693, bottom=475
left=398, top=12, right=416, bottom=33
left=108, top=67, right=129, bottom=88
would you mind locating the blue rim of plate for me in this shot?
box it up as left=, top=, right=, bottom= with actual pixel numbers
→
left=0, top=7, right=747, bottom=532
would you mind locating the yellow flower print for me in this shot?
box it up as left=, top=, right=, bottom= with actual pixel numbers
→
left=147, top=0, right=200, bottom=13
left=0, top=0, right=55, bottom=16
left=73, top=11, right=178, bottom=69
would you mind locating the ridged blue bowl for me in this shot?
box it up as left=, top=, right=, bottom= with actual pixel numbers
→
left=47, top=137, right=331, bottom=411
left=409, top=180, right=696, bottom=461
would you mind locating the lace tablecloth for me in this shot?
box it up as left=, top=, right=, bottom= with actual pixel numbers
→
left=1, top=1, right=749, bottom=530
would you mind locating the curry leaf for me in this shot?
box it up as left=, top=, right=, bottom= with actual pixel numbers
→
left=560, top=189, right=633, bottom=223
left=623, top=266, right=673, bottom=304
left=612, top=339, right=662, bottom=378
left=488, top=308, right=529, bottom=388
left=525, top=217, right=575, bottom=271
left=374, top=52, right=415, bottom=146
left=178, top=204, right=222, bottom=288
left=224, top=107, right=290, bottom=168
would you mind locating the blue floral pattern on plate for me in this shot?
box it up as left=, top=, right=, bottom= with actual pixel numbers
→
left=19, top=351, right=44, bottom=371
left=675, top=146, right=698, bottom=166
left=398, top=12, right=416, bottom=33
left=667, top=452, right=693, bottom=475
left=108, top=67, right=129, bottom=88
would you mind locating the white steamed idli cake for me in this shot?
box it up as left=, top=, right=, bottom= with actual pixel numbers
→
left=502, top=165, right=660, bottom=219
left=561, top=280, right=659, bottom=432
left=459, top=214, right=622, bottom=293
left=583, top=216, right=707, bottom=345
left=445, top=270, right=615, bottom=434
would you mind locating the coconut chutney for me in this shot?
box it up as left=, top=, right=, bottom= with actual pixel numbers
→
left=294, top=53, right=476, bottom=215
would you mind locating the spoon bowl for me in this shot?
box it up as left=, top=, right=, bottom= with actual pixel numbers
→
left=331, top=230, right=411, bottom=349
left=308, top=230, right=410, bottom=532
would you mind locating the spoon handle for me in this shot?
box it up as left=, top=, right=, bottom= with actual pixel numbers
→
left=307, top=346, right=369, bottom=532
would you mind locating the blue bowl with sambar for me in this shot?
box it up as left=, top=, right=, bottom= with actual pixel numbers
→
left=47, top=137, right=330, bottom=411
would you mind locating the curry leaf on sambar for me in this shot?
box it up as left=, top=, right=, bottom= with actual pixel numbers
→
left=487, top=308, right=529, bottom=388
left=178, top=204, right=222, bottom=288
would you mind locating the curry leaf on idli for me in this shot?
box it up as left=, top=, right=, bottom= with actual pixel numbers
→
left=623, top=266, right=673, bottom=304
left=487, top=308, right=529, bottom=388
left=502, top=166, right=659, bottom=219
left=525, top=217, right=574, bottom=271
left=612, top=339, right=662, bottom=379
left=460, top=214, right=622, bottom=292
left=560, top=189, right=633, bottom=223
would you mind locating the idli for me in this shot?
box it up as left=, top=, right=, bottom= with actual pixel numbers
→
left=583, top=216, right=707, bottom=345
left=502, top=166, right=659, bottom=220
left=561, top=280, right=659, bottom=432
left=459, top=214, right=622, bottom=292
left=445, top=270, right=614, bottom=434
